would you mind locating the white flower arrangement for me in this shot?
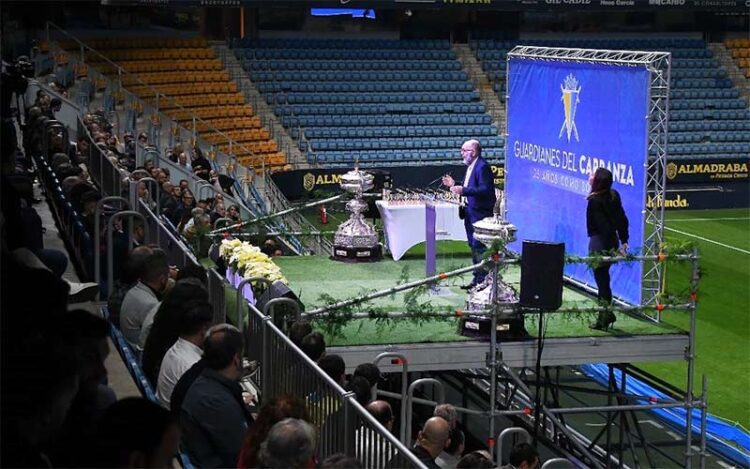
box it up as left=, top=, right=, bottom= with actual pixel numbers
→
left=219, top=238, right=287, bottom=284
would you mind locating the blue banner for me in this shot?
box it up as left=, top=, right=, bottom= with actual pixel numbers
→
left=505, top=58, right=649, bottom=304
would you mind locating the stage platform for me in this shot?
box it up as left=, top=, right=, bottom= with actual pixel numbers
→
left=225, top=254, right=688, bottom=373
left=276, top=255, right=688, bottom=372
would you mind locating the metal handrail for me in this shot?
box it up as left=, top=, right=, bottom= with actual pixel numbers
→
left=45, top=22, right=267, bottom=175
left=405, top=378, right=446, bottom=446
left=496, top=427, right=532, bottom=468
left=374, top=353, right=410, bottom=444
left=94, top=196, right=130, bottom=292
left=107, top=210, right=149, bottom=298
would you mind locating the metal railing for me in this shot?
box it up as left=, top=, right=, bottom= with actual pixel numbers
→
left=44, top=24, right=320, bottom=256
left=244, top=303, right=426, bottom=468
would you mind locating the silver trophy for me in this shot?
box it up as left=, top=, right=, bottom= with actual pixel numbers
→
left=332, top=166, right=382, bottom=262
left=465, top=193, right=519, bottom=311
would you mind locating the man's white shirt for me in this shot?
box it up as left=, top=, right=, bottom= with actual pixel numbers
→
left=156, top=337, right=203, bottom=408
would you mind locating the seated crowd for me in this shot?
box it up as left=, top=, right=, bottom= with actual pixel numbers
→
left=2, top=86, right=540, bottom=469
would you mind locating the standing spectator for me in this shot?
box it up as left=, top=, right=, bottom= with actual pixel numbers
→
left=156, top=299, right=213, bottom=409
left=120, top=249, right=170, bottom=349
left=180, top=324, right=253, bottom=468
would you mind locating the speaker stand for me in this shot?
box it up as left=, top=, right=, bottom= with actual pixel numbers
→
left=533, top=308, right=544, bottom=446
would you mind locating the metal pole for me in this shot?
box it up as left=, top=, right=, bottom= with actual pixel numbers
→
left=304, top=260, right=491, bottom=317
left=260, top=316, right=272, bottom=399
left=207, top=193, right=345, bottom=235
left=489, top=257, right=499, bottom=452
left=376, top=389, right=527, bottom=418
left=685, top=247, right=700, bottom=469
left=699, top=375, right=707, bottom=469
left=94, top=197, right=130, bottom=290
left=500, top=364, right=604, bottom=468
left=107, top=210, right=147, bottom=300
left=405, top=378, right=445, bottom=446
left=374, top=353, right=410, bottom=444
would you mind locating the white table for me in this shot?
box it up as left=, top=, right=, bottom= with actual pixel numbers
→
left=376, top=200, right=467, bottom=261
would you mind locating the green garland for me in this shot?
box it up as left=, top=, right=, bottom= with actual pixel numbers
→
left=315, top=266, right=456, bottom=340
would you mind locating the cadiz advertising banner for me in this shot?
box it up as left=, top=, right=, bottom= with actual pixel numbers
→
left=505, top=57, right=649, bottom=305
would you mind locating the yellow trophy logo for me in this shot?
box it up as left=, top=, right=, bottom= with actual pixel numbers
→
left=559, top=74, right=581, bottom=143
left=303, top=173, right=316, bottom=192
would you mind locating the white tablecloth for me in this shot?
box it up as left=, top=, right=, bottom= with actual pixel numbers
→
left=376, top=200, right=467, bottom=261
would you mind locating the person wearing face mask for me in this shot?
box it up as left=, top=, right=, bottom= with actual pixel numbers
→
left=442, top=139, right=497, bottom=289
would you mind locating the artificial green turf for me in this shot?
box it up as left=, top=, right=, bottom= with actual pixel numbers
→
left=273, top=251, right=680, bottom=346
left=636, top=208, right=750, bottom=428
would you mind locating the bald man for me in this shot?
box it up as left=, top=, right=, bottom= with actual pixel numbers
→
left=413, top=417, right=451, bottom=469
left=442, top=139, right=497, bottom=289
left=358, top=400, right=395, bottom=468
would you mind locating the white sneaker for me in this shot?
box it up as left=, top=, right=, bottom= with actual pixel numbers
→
left=67, top=281, right=99, bottom=303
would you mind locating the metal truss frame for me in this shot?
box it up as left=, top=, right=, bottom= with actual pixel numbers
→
left=505, top=46, right=671, bottom=320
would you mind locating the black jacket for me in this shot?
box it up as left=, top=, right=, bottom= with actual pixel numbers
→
left=586, top=190, right=629, bottom=250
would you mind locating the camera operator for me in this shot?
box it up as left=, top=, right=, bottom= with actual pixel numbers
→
left=1, top=56, right=33, bottom=171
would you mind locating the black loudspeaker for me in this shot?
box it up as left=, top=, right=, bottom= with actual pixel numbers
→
left=520, top=241, right=565, bottom=311
left=255, top=280, right=304, bottom=318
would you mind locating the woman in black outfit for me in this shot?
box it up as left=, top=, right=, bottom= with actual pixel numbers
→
left=586, top=168, right=629, bottom=330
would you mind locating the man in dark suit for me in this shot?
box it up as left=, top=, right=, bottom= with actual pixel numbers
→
left=442, top=139, right=496, bottom=289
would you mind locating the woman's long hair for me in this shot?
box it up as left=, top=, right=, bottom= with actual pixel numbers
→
left=141, top=278, right=209, bottom=386
left=587, top=167, right=614, bottom=200
left=238, top=394, right=310, bottom=468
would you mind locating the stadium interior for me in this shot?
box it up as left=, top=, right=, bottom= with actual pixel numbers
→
left=1, top=1, right=748, bottom=468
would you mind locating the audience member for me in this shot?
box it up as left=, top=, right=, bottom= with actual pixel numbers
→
left=288, top=319, right=313, bottom=346
left=142, top=277, right=210, bottom=386
left=436, top=428, right=465, bottom=469
left=319, top=453, right=363, bottom=469
left=50, top=310, right=117, bottom=466
left=503, top=442, right=539, bottom=469
left=257, top=418, right=316, bottom=469
left=319, top=354, right=346, bottom=386
left=456, top=451, right=494, bottom=469
left=300, top=331, right=326, bottom=362
left=91, top=398, right=180, bottom=468
left=357, top=400, right=395, bottom=468
left=238, top=394, right=310, bottom=469
left=413, top=417, right=452, bottom=469
left=120, top=249, right=169, bottom=349
left=354, top=362, right=381, bottom=399
left=180, top=324, right=253, bottom=468
left=434, top=404, right=459, bottom=430
left=156, top=299, right=213, bottom=409
left=348, top=375, right=373, bottom=406
left=107, top=245, right=153, bottom=326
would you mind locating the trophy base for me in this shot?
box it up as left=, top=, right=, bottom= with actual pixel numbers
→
left=331, top=244, right=383, bottom=263
left=458, top=315, right=530, bottom=341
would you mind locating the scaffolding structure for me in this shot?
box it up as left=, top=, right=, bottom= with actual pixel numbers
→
left=505, top=45, right=671, bottom=321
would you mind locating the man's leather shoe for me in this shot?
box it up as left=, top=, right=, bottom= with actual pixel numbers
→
left=460, top=283, right=476, bottom=290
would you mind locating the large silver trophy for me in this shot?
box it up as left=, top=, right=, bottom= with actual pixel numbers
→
left=460, top=194, right=527, bottom=339
left=332, top=166, right=382, bottom=262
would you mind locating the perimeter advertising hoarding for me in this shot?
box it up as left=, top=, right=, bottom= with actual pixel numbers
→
left=505, top=57, right=650, bottom=305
